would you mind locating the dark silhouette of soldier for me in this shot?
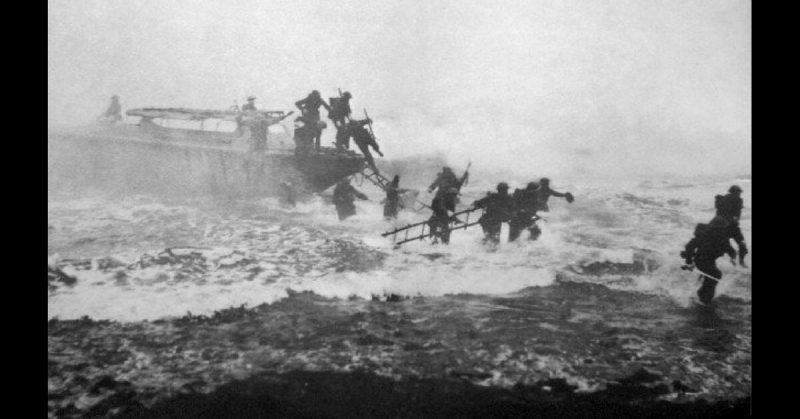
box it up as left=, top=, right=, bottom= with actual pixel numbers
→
left=348, top=118, right=383, bottom=172
left=472, top=182, right=514, bottom=244
left=335, top=124, right=351, bottom=150
left=535, top=178, right=574, bottom=212
left=428, top=167, right=459, bottom=198
left=681, top=216, right=738, bottom=304
left=99, top=95, right=122, bottom=123
left=428, top=187, right=460, bottom=244
left=383, top=175, right=408, bottom=219
left=295, top=90, right=331, bottom=150
left=242, top=96, right=257, bottom=111
left=292, top=116, right=317, bottom=155
left=329, top=91, right=352, bottom=129
left=715, top=185, right=748, bottom=267
left=509, top=182, right=542, bottom=242
left=332, top=178, right=368, bottom=221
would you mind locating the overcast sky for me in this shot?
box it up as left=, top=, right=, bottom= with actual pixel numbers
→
left=49, top=0, right=751, bottom=179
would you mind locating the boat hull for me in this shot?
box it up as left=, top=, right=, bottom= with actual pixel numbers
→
left=48, top=124, right=365, bottom=198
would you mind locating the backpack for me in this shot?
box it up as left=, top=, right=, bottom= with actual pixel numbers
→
left=329, top=97, right=343, bottom=119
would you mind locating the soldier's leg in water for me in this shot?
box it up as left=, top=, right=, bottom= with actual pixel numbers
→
left=510, top=214, right=533, bottom=242
left=528, top=222, right=542, bottom=241
left=731, top=223, right=748, bottom=265
left=488, top=221, right=501, bottom=244
left=508, top=220, right=522, bottom=242
left=696, top=258, right=721, bottom=304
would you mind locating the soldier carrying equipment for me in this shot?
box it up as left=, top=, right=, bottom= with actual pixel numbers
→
left=681, top=216, right=738, bottom=304
left=329, top=90, right=352, bottom=129
left=714, top=185, right=748, bottom=267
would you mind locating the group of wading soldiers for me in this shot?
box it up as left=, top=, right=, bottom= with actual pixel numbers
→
left=681, top=185, right=749, bottom=304
left=330, top=165, right=576, bottom=247
left=426, top=167, right=574, bottom=245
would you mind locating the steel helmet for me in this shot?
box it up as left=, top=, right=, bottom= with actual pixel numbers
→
left=497, top=182, right=509, bottom=191
left=729, top=185, right=743, bottom=194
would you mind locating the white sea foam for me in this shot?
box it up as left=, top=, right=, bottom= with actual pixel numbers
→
left=48, top=175, right=751, bottom=321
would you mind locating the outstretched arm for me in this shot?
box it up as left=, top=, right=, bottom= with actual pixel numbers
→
left=428, top=176, right=440, bottom=193
left=550, top=188, right=574, bottom=203
left=354, top=189, right=368, bottom=200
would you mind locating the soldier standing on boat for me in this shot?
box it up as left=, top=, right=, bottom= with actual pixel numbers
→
left=715, top=185, right=748, bottom=267
left=428, top=187, right=460, bottom=244
left=330, top=91, right=353, bottom=150
left=535, top=178, right=574, bottom=212
left=509, top=182, right=543, bottom=242
left=333, top=178, right=368, bottom=221
left=472, top=182, right=514, bottom=245
left=295, top=90, right=331, bottom=151
left=242, top=95, right=258, bottom=111
left=348, top=118, right=384, bottom=173
left=98, top=95, right=122, bottom=123
left=329, top=91, right=352, bottom=129
left=681, top=216, right=738, bottom=304
left=293, top=116, right=316, bottom=155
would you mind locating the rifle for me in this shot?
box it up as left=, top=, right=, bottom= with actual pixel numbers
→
left=457, top=161, right=471, bottom=191
left=681, top=265, right=720, bottom=282
left=364, top=109, right=384, bottom=157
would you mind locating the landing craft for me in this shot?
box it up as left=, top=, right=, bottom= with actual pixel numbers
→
left=49, top=105, right=367, bottom=197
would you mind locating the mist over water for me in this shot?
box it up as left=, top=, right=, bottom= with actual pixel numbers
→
left=49, top=0, right=750, bottom=180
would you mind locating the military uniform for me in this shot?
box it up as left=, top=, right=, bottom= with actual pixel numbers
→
left=428, top=193, right=455, bottom=244
left=682, top=217, right=737, bottom=304
left=472, top=184, right=513, bottom=244
left=329, top=92, right=352, bottom=129
left=428, top=168, right=459, bottom=198
left=715, top=186, right=747, bottom=264
left=242, top=96, right=257, bottom=111
left=383, top=178, right=406, bottom=219
left=293, top=117, right=316, bottom=155
left=535, top=183, right=572, bottom=212
left=348, top=120, right=382, bottom=172
left=333, top=181, right=367, bottom=221
left=295, top=91, right=331, bottom=150
left=509, top=184, right=542, bottom=242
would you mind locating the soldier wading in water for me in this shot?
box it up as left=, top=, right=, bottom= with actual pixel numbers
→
left=333, top=178, right=368, bottom=221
